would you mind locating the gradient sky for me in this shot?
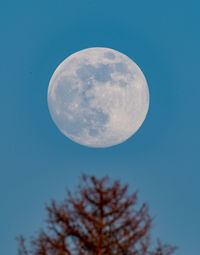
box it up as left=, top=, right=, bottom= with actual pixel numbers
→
left=1, top=1, right=200, bottom=254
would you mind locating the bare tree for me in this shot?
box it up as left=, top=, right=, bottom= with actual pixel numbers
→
left=17, top=174, right=177, bottom=255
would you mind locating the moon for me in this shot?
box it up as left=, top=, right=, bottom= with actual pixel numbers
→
left=47, top=47, right=149, bottom=148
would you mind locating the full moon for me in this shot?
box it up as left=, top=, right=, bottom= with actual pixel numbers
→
left=48, top=47, right=149, bottom=148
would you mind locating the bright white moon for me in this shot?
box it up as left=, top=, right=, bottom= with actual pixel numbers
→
left=48, top=47, right=149, bottom=148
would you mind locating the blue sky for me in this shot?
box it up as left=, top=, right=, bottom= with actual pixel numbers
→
left=1, top=1, right=200, bottom=254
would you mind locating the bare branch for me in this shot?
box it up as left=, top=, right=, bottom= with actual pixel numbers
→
left=17, top=174, right=177, bottom=255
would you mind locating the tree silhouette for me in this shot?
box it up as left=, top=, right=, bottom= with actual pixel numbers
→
left=17, top=174, right=177, bottom=255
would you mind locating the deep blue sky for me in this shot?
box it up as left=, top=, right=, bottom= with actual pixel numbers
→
left=1, top=1, right=200, bottom=254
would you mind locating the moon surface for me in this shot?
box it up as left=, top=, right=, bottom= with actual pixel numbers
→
left=47, top=47, right=149, bottom=148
